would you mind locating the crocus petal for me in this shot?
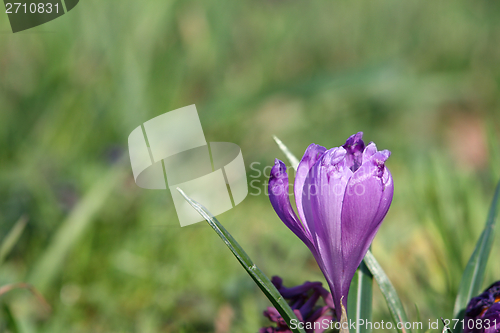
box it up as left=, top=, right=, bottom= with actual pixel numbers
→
left=465, top=292, right=494, bottom=318
left=307, top=305, right=331, bottom=324
left=342, top=132, right=365, bottom=172
left=483, top=303, right=500, bottom=333
left=312, top=312, right=334, bottom=333
left=269, top=159, right=313, bottom=248
left=464, top=282, right=500, bottom=333
left=299, top=289, right=321, bottom=317
left=320, top=289, right=335, bottom=310
left=262, top=277, right=335, bottom=333
left=486, top=281, right=500, bottom=298
left=295, top=143, right=327, bottom=235
left=278, top=282, right=324, bottom=299
left=293, top=309, right=304, bottom=323
left=301, top=147, right=353, bottom=319
left=338, top=144, right=393, bottom=312
left=263, top=307, right=282, bottom=323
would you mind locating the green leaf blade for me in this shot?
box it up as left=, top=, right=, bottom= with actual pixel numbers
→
left=2, top=304, right=20, bottom=333
left=453, top=180, right=500, bottom=324
left=364, top=250, right=411, bottom=333
left=348, top=261, right=373, bottom=333
left=0, top=215, right=28, bottom=265
left=177, top=188, right=306, bottom=333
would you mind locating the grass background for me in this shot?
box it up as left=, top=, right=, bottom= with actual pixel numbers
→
left=1, top=0, right=500, bottom=332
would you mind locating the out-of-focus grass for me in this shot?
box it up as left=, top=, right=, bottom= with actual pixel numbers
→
left=1, top=0, right=500, bottom=332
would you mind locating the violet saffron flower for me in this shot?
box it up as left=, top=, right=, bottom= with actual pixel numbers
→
left=464, top=281, right=500, bottom=333
left=260, top=276, right=334, bottom=333
left=268, top=132, right=393, bottom=320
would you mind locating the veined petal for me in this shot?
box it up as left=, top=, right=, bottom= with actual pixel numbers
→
left=301, top=147, right=353, bottom=319
left=269, top=159, right=313, bottom=248
left=339, top=146, right=394, bottom=310
left=295, top=143, right=327, bottom=235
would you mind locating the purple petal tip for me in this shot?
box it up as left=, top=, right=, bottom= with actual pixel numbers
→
left=343, top=133, right=366, bottom=171
left=270, top=159, right=287, bottom=180
left=343, top=132, right=365, bottom=150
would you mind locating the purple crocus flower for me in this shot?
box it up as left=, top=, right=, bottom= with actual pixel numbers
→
left=268, top=132, right=393, bottom=320
left=260, top=276, right=334, bottom=333
left=464, top=281, right=500, bottom=333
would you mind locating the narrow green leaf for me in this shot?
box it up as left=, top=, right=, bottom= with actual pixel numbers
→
left=177, top=188, right=306, bottom=333
left=348, top=261, right=373, bottom=333
left=273, top=136, right=300, bottom=170
left=0, top=215, right=28, bottom=265
left=453, top=181, right=500, bottom=323
left=364, top=250, right=411, bottom=333
left=2, top=304, right=20, bottom=333
left=414, top=304, right=423, bottom=333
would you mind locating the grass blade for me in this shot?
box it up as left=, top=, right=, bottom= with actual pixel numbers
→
left=0, top=215, right=28, bottom=265
left=453, top=180, right=500, bottom=322
left=364, top=250, right=411, bottom=333
left=414, top=304, right=422, bottom=333
left=2, top=304, right=20, bottom=333
left=176, top=188, right=306, bottom=333
left=273, top=136, right=300, bottom=170
left=348, top=261, right=373, bottom=333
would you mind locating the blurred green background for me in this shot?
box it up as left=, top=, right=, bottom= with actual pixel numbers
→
left=1, top=0, right=500, bottom=332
